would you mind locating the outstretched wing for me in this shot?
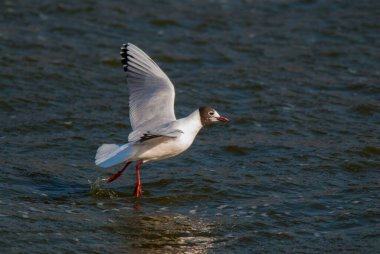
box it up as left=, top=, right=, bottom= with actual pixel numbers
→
left=120, top=43, right=176, bottom=132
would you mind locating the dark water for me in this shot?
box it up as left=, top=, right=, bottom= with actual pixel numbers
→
left=1, top=0, right=379, bottom=253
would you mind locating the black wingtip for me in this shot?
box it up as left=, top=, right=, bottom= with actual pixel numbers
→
left=120, top=44, right=129, bottom=72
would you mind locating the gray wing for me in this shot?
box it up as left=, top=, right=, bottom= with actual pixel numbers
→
left=137, top=129, right=183, bottom=143
left=120, top=43, right=176, bottom=135
left=128, top=121, right=184, bottom=143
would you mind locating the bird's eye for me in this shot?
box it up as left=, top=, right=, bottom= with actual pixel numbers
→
left=208, top=111, right=214, bottom=116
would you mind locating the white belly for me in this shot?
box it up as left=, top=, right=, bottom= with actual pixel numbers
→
left=131, top=134, right=194, bottom=163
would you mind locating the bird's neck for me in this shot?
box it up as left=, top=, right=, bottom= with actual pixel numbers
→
left=179, top=109, right=203, bottom=135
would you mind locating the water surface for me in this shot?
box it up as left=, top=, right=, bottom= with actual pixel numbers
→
left=1, top=0, right=379, bottom=253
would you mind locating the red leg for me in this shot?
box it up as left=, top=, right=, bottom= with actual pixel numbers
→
left=134, top=161, right=143, bottom=197
left=107, top=161, right=132, bottom=183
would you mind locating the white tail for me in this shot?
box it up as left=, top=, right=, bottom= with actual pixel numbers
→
left=95, top=143, right=132, bottom=168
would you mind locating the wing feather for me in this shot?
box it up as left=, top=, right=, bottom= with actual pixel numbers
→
left=120, top=43, right=176, bottom=134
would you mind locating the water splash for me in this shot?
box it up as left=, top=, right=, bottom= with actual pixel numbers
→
left=88, top=176, right=118, bottom=199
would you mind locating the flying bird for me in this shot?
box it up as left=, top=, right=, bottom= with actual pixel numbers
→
left=95, top=43, right=229, bottom=197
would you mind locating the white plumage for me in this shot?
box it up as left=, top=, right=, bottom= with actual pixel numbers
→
left=95, top=43, right=229, bottom=197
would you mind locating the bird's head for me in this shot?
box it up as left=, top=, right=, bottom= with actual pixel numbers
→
left=199, top=106, right=230, bottom=126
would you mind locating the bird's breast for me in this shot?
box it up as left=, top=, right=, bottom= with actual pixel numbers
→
left=133, top=131, right=197, bottom=162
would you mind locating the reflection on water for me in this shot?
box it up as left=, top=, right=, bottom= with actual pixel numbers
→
left=105, top=212, right=217, bottom=253
left=89, top=177, right=219, bottom=253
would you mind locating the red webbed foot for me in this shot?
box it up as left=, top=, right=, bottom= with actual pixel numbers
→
left=107, top=161, right=131, bottom=183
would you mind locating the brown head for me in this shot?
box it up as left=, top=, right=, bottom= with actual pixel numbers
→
left=198, top=106, right=230, bottom=126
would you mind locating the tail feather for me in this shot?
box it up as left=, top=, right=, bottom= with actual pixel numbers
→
left=95, top=143, right=132, bottom=168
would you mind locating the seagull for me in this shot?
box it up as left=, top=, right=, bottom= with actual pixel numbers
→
left=95, top=43, right=229, bottom=197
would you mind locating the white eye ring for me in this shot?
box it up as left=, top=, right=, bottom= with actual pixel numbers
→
left=208, top=111, right=214, bottom=116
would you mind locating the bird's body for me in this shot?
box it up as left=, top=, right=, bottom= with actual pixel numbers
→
left=132, top=110, right=203, bottom=162
left=95, top=43, right=229, bottom=197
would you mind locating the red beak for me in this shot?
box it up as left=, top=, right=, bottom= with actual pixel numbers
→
left=216, top=116, right=230, bottom=123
